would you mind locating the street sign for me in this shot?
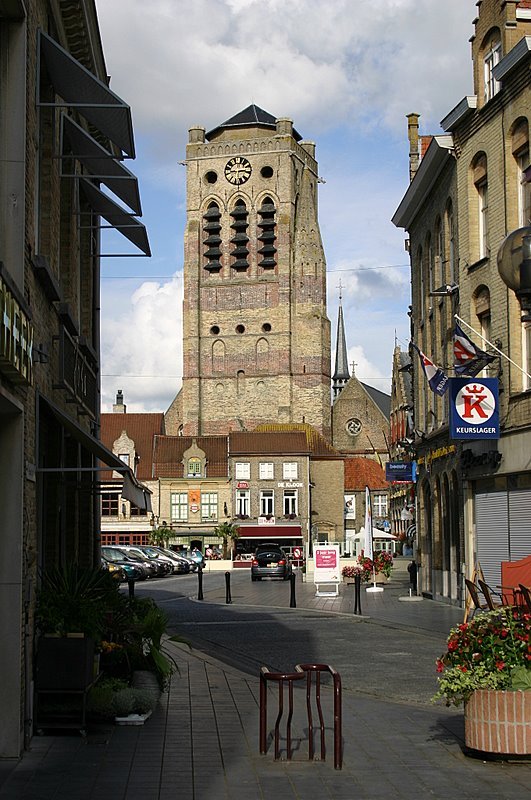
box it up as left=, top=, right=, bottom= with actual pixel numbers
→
left=449, top=377, right=499, bottom=439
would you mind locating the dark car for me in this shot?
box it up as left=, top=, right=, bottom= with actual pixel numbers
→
left=102, top=546, right=155, bottom=579
left=101, top=550, right=147, bottom=581
left=251, top=543, right=291, bottom=581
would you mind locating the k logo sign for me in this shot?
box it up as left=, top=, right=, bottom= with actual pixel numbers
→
left=450, top=378, right=499, bottom=440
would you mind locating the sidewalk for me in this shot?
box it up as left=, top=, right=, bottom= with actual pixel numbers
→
left=1, top=568, right=530, bottom=800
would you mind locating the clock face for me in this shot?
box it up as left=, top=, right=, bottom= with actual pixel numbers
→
left=224, top=157, right=252, bottom=185
left=346, top=418, right=362, bottom=436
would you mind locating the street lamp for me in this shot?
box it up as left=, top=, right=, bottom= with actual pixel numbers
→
left=497, top=226, right=531, bottom=322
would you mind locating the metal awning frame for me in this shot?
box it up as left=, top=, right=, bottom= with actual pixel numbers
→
left=37, top=30, right=135, bottom=158
left=78, top=178, right=151, bottom=257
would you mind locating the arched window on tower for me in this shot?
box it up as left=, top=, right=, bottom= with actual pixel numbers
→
left=256, top=337, right=269, bottom=372
left=203, top=203, right=222, bottom=273
left=212, top=339, right=225, bottom=374
left=230, top=200, right=249, bottom=272
left=257, top=196, right=277, bottom=269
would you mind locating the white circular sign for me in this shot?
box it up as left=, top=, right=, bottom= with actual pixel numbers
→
left=455, top=382, right=495, bottom=425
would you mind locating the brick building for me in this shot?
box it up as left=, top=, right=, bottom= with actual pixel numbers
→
left=0, top=2, right=147, bottom=757
left=393, top=0, right=531, bottom=603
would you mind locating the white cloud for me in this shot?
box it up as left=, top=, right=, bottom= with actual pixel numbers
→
left=100, top=274, right=183, bottom=412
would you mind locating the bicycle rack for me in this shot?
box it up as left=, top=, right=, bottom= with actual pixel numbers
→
left=259, top=663, right=342, bottom=770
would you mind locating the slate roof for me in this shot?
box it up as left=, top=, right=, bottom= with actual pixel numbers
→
left=100, top=413, right=165, bottom=481
left=360, top=383, right=391, bottom=419
left=153, top=435, right=229, bottom=478
left=206, top=104, right=302, bottom=142
left=344, top=457, right=389, bottom=491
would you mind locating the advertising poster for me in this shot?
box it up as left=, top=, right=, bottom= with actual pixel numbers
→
left=344, top=494, right=356, bottom=520
left=313, top=545, right=340, bottom=585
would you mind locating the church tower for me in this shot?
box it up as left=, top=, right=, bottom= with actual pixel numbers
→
left=332, top=288, right=350, bottom=399
left=173, top=105, right=331, bottom=438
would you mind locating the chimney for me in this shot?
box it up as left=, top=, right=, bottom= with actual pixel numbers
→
left=407, top=113, right=420, bottom=182
left=113, top=389, right=126, bottom=414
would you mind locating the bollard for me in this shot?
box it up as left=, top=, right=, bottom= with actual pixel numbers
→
left=289, top=572, right=296, bottom=608
left=128, top=579, right=135, bottom=600
left=225, top=571, right=232, bottom=604
left=197, top=566, right=204, bottom=601
left=354, top=573, right=362, bottom=615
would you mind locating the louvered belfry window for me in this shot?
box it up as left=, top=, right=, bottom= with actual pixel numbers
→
left=203, top=203, right=222, bottom=272
left=230, top=200, right=249, bottom=272
left=257, top=196, right=277, bottom=269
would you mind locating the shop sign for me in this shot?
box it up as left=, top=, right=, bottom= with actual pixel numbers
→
left=314, top=545, right=340, bottom=584
left=278, top=481, right=303, bottom=488
left=0, top=276, right=33, bottom=385
left=385, top=461, right=417, bottom=483
left=237, top=481, right=249, bottom=489
left=258, top=516, right=275, bottom=525
left=450, top=378, right=499, bottom=440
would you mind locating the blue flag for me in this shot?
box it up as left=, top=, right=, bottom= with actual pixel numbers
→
left=453, top=323, right=496, bottom=377
left=411, top=343, right=449, bottom=396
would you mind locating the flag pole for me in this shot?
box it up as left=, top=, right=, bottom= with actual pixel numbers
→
left=365, top=486, right=383, bottom=594
left=454, top=314, right=531, bottom=381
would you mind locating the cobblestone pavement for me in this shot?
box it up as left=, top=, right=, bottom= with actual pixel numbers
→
left=1, top=561, right=530, bottom=800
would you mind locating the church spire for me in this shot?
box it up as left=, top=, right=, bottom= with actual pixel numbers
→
left=332, top=283, right=350, bottom=399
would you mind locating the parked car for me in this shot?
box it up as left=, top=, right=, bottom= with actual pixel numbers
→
left=101, top=549, right=148, bottom=581
left=132, top=545, right=179, bottom=575
left=102, top=546, right=156, bottom=579
left=156, top=547, right=192, bottom=574
left=251, top=543, right=292, bottom=581
left=117, top=546, right=169, bottom=577
left=174, top=547, right=205, bottom=570
left=101, top=559, right=126, bottom=582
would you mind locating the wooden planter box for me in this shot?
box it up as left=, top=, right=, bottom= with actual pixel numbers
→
left=35, top=636, right=95, bottom=690
left=464, top=689, right=531, bottom=758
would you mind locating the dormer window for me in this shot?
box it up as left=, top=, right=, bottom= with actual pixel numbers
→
left=187, top=457, right=202, bottom=477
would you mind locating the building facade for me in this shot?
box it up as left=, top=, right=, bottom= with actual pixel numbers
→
left=167, top=105, right=331, bottom=439
left=393, top=0, right=531, bottom=603
left=0, top=1, right=147, bottom=757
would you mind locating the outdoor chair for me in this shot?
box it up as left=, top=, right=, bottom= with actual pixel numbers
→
left=477, top=579, right=504, bottom=611
left=518, top=583, right=531, bottom=614
left=465, top=579, right=489, bottom=615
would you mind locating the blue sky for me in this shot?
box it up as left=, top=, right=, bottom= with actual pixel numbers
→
left=94, top=0, right=475, bottom=413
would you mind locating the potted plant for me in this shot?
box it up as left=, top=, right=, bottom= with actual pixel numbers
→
left=433, top=607, right=531, bottom=757
left=341, top=565, right=362, bottom=584
left=356, top=550, right=393, bottom=583
left=214, top=521, right=240, bottom=560
left=35, top=565, right=125, bottom=691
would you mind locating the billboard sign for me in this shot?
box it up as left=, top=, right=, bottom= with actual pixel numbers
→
left=449, top=378, right=499, bottom=440
left=313, top=545, right=340, bottom=585
left=385, top=461, right=417, bottom=483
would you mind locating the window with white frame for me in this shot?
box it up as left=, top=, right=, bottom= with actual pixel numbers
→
left=478, top=179, right=488, bottom=259
left=171, top=492, right=188, bottom=521
left=201, top=492, right=218, bottom=521
left=259, top=462, right=274, bottom=480
left=236, top=490, right=250, bottom=517
left=283, top=462, right=298, bottom=480
left=260, top=490, right=274, bottom=516
left=483, top=41, right=501, bottom=103
left=517, top=149, right=531, bottom=227
left=235, top=462, right=250, bottom=480
left=447, top=203, right=456, bottom=284
left=187, top=457, right=201, bottom=477
left=283, top=489, right=298, bottom=516
left=373, top=494, right=388, bottom=517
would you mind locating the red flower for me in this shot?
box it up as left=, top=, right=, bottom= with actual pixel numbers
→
left=436, top=659, right=444, bottom=673
left=448, top=639, right=459, bottom=652
left=496, top=661, right=506, bottom=670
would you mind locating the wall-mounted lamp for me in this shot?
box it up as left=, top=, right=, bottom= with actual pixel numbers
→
left=497, top=226, right=531, bottom=322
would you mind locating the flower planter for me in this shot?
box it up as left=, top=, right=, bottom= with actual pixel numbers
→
left=115, top=710, right=152, bottom=726
left=464, top=689, right=531, bottom=758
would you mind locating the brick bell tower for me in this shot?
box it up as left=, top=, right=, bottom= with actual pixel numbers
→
left=174, top=105, right=331, bottom=438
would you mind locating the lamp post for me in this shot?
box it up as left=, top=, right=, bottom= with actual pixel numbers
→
left=497, top=226, right=531, bottom=322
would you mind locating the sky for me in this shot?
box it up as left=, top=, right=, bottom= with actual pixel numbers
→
left=94, top=0, right=476, bottom=413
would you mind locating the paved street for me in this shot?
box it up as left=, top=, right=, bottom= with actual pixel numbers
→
left=1, top=560, right=530, bottom=800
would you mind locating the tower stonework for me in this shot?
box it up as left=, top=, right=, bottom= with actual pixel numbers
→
left=176, top=106, right=331, bottom=438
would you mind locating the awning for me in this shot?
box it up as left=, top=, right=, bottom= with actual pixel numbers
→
left=80, top=178, right=151, bottom=256
left=37, top=395, right=152, bottom=511
left=236, top=525, right=303, bottom=539
left=61, top=115, right=142, bottom=214
left=38, top=30, right=135, bottom=158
